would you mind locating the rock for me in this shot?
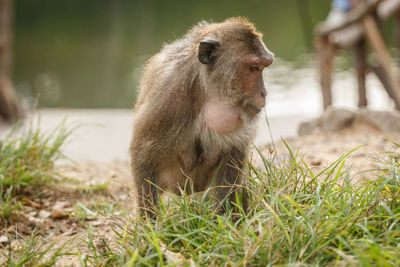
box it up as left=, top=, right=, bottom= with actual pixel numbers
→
left=53, top=201, right=69, bottom=210
left=298, top=107, right=355, bottom=135
left=28, top=216, right=43, bottom=224
left=28, top=211, right=37, bottom=217
left=51, top=201, right=69, bottom=219
left=160, top=241, right=195, bottom=267
left=10, top=239, right=24, bottom=251
left=298, top=117, right=322, bottom=136
left=51, top=209, right=68, bottom=219
left=39, top=210, right=51, bottom=219
left=119, top=194, right=128, bottom=200
left=321, top=107, right=355, bottom=132
left=358, top=109, right=400, bottom=133
left=299, top=108, right=400, bottom=136
left=0, top=235, right=9, bottom=245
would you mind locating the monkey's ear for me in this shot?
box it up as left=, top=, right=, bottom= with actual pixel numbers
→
left=198, top=39, right=220, bottom=64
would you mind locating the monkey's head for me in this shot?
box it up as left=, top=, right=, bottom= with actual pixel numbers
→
left=197, top=17, right=274, bottom=116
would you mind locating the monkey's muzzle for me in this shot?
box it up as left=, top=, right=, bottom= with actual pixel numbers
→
left=244, top=102, right=263, bottom=115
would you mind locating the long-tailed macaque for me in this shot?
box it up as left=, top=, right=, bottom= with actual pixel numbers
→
left=130, top=17, right=274, bottom=216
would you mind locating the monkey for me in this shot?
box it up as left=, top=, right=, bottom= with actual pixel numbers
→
left=130, top=17, right=274, bottom=216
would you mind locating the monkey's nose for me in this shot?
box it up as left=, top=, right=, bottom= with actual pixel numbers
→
left=260, top=54, right=274, bottom=68
left=260, top=86, right=267, bottom=98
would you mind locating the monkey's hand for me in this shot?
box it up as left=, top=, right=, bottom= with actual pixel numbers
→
left=178, top=147, right=197, bottom=171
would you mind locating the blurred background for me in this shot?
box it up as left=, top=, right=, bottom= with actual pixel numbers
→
left=13, top=0, right=332, bottom=109
left=10, top=1, right=398, bottom=111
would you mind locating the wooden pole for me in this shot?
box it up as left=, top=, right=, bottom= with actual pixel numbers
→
left=315, top=36, right=335, bottom=109
left=354, top=39, right=367, bottom=107
left=0, top=0, right=21, bottom=122
left=362, top=15, right=400, bottom=109
left=316, top=0, right=383, bottom=37
left=372, top=65, right=400, bottom=109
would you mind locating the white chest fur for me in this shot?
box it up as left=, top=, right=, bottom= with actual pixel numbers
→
left=197, top=101, right=257, bottom=155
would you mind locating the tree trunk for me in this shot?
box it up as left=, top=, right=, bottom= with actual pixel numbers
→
left=0, top=0, right=21, bottom=123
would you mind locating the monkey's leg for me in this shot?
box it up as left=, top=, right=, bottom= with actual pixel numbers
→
left=214, top=147, right=248, bottom=213
left=132, top=161, right=159, bottom=218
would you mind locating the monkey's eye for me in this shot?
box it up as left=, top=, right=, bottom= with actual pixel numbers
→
left=249, top=65, right=262, bottom=72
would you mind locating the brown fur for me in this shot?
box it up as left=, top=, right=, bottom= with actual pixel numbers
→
left=130, top=17, right=273, bottom=216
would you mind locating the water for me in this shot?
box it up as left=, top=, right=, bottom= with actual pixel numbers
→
left=265, top=57, right=398, bottom=117
left=13, top=0, right=331, bottom=108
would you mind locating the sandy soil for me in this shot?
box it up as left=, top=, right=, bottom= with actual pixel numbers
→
left=260, top=119, right=400, bottom=183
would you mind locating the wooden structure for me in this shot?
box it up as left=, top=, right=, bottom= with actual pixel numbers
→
left=0, top=0, right=21, bottom=123
left=315, top=0, right=400, bottom=110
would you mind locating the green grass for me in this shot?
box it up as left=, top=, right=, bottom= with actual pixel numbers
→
left=73, top=201, right=126, bottom=221
left=76, top=145, right=400, bottom=266
left=0, top=119, right=70, bottom=220
left=76, top=182, right=110, bottom=193
left=2, top=232, right=69, bottom=267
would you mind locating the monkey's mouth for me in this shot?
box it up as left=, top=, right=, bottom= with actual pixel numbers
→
left=245, top=103, right=262, bottom=114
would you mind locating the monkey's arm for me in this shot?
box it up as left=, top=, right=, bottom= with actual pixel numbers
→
left=131, top=157, right=159, bottom=217
left=214, top=146, right=248, bottom=212
left=131, top=91, right=195, bottom=216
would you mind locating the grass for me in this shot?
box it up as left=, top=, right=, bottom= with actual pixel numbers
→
left=76, top=182, right=110, bottom=193
left=2, top=232, right=69, bottom=267
left=0, top=119, right=70, bottom=220
left=1, top=120, right=400, bottom=266
left=73, top=201, right=126, bottom=221
left=77, top=145, right=400, bottom=266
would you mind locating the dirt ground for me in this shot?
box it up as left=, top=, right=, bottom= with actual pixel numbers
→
left=0, top=161, right=133, bottom=264
left=1, top=115, right=400, bottom=264
left=263, top=119, right=400, bottom=183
